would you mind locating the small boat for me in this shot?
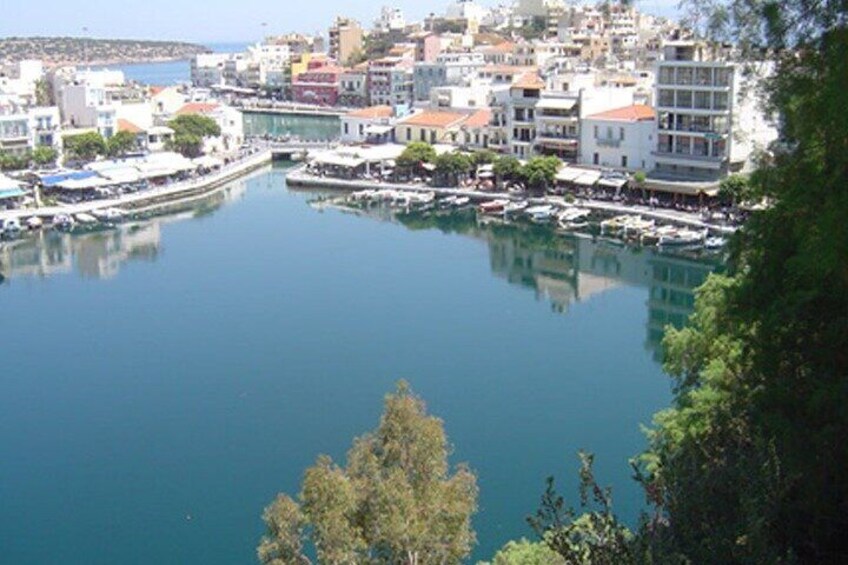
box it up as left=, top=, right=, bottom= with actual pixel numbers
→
left=525, top=205, right=555, bottom=223
left=25, top=216, right=44, bottom=230
left=3, top=217, right=22, bottom=234
left=453, top=196, right=471, bottom=208
left=52, top=214, right=75, bottom=230
left=503, top=201, right=528, bottom=215
left=92, top=208, right=125, bottom=222
left=557, top=207, right=591, bottom=230
left=623, top=216, right=655, bottom=239
left=641, top=225, right=674, bottom=246
left=705, top=236, right=727, bottom=249
left=478, top=199, right=510, bottom=215
left=439, top=195, right=458, bottom=208
left=75, top=213, right=98, bottom=225
left=600, top=215, right=633, bottom=236
left=658, top=228, right=706, bottom=247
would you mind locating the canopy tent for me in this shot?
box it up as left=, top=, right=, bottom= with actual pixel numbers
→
left=40, top=170, right=98, bottom=187
left=311, top=152, right=366, bottom=168
left=55, top=177, right=112, bottom=191
left=98, top=166, right=142, bottom=184
left=0, top=187, right=26, bottom=200
left=555, top=168, right=583, bottom=183
left=597, top=177, right=628, bottom=189
left=0, top=173, right=22, bottom=192
left=192, top=155, right=224, bottom=169
left=573, top=170, right=602, bottom=186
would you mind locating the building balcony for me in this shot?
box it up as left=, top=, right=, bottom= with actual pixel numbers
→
left=596, top=137, right=622, bottom=148
left=653, top=149, right=726, bottom=168
left=658, top=124, right=729, bottom=136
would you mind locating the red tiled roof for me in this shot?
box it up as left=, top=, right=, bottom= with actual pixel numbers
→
left=462, top=109, right=492, bottom=129
left=176, top=102, right=219, bottom=115
left=398, top=110, right=469, bottom=129
left=512, top=71, right=545, bottom=89
left=149, top=86, right=166, bottom=96
left=117, top=119, right=143, bottom=134
left=346, top=106, right=393, bottom=119
left=586, top=104, right=656, bottom=122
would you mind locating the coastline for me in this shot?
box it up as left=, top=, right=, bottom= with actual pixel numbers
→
left=0, top=150, right=272, bottom=223
left=286, top=165, right=738, bottom=235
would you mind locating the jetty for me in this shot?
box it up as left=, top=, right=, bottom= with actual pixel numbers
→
left=285, top=165, right=737, bottom=235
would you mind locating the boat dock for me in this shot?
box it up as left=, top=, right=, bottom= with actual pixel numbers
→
left=285, top=166, right=737, bottom=235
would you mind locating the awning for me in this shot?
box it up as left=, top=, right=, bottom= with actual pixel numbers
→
left=364, top=125, right=393, bottom=135
left=56, top=177, right=111, bottom=190
left=0, top=187, right=26, bottom=200
left=536, top=98, right=577, bottom=111
left=192, top=155, right=224, bottom=169
left=0, top=173, right=21, bottom=192
left=598, top=177, right=628, bottom=189
left=573, top=171, right=602, bottom=186
left=99, top=166, right=142, bottom=183
left=555, top=168, right=582, bottom=182
left=40, top=170, right=98, bottom=186
left=312, top=152, right=365, bottom=168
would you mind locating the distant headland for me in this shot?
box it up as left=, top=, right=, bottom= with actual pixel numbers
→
left=0, top=36, right=211, bottom=66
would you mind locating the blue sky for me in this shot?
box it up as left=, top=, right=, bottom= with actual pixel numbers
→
left=2, top=0, right=680, bottom=44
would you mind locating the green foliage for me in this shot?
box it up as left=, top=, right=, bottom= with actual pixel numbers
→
left=258, top=381, right=478, bottom=564
left=481, top=539, right=564, bottom=565
left=529, top=452, right=637, bottom=564
left=632, top=170, right=646, bottom=185
left=472, top=150, right=498, bottom=166
left=636, top=1, right=848, bottom=561
left=106, top=130, right=138, bottom=157
left=434, top=152, right=473, bottom=187
left=493, top=156, right=522, bottom=186
left=397, top=141, right=437, bottom=171
left=63, top=131, right=106, bottom=162
left=167, top=113, right=221, bottom=158
left=0, top=151, right=31, bottom=171
left=31, top=146, right=58, bottom=167
left=717, top=174, right=751, bottom=205
left=520, top=156, right=560, bottom=193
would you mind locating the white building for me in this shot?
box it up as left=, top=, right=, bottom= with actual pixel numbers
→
left=340, top=105, right=395, bottom=144
left=0, top=98, right=61, bottom=155
left=580, top=104, right=656, bottom=171
left=375, top=7, right=406, bottom=32
left=413, top=52, right=485, bottom=101
left=654, top=40, right=777, bottom=180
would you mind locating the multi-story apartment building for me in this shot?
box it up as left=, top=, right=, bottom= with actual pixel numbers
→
left=367, top=57, right=414, bottom=108
left=580, top=104, right=656, bottom=171
left=291, top=61, right=343, bottom=106
left=653, top=40, right=776, bottom=181
left=338, top=65, right=368, bottom=107
left=0, top=99, right=62, bottom=155
left=412, top=52, right=485, bottom=101
left=328, top=17, right=364, bottom=66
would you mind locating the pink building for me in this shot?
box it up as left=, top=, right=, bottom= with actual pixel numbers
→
left=411, top=32, right=442, bottom=63
left=292, top=60, right=343, bottom=106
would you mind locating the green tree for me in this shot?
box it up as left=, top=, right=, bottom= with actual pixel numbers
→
left=106, top=130, right=138, bottom=157
left=167, top=113, right=221, bottom=158
left=481, top=539, right=564, bottom=565
left=396, top=142, right=437, bottom=179
left=472, top=150, right=498, bottom=167
left=258, top=382, right=478, bottom=565
left=520, top=156, right=560, bottom=194
left=635, top=0, right=848, bottom=561
left=63, top=131, right=106, bottom=162
left=492, top=156, right=522, bottom=188
left=632, top=170, right=647, bottom=200
left=0, top=151, right=31, bottom=171
left=434, top=152, right=473, bottom=187
left=716, top=173, right=751, bottom=206
left=31, top=146, right=58, bottom=168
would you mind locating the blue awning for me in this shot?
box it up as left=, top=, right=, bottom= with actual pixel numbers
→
left=0, top=187, right=26, bottom=200
left=40, top=170, right=98, bottom=186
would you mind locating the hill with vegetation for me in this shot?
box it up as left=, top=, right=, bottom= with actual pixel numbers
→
left=0, top=36, right=210, bottom=66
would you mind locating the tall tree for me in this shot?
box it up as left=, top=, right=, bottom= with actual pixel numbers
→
left=167, top=113, right=221, bottom=157
left=63, top=131, right=106, bottom=162
left=258, top=382, right=478, bottom=565
left=106, top=130, right=138, bottom=157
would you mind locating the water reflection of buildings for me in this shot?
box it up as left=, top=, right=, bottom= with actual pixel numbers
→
left=483, top=226, right=719, bottom=358
left=0, top=178, right=249, bottom=282
left=0, top=223, right=162, bottom=280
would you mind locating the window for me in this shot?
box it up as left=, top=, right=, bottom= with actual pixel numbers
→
left=406, top=128, right=411, bottom=141
left=430, top=130, right=436, bottom=143
left=358, top=124, right=364, bottom=135
left=594, top=125, right=598, bottom=138
left=619, top=127, right=625, bottom=141
left=621, top=155, right=628, bottom=168
left=593, top=152, right=599, bottom=165
left=420, top=130, right=426, bottom=141
left=344, top=123, right=349, bottom=134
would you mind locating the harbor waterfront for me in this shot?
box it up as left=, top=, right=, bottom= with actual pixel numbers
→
left=0, top=164, right=722, bottom=563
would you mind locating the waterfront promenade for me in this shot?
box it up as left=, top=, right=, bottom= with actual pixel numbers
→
left=0, top=150, right=273, bottom=223
left=285, top=166, right=738, bottom=235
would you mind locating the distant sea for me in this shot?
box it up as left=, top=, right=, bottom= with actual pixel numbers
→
left=107, top=41, right=252, bottom=86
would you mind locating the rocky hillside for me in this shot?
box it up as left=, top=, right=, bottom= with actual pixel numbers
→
left=0, top=37, right=211, bottom=66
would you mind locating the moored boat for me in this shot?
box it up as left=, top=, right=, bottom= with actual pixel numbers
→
left=478, top=199, right=510, bottom=215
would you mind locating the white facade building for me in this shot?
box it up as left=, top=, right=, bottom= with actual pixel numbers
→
left=580, top=104, right=656, bottom=171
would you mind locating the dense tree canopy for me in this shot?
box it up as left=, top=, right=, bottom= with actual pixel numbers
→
left=520, top=157, right=560, bottom=193
left=434, top=152, right=473, bottom=187
left=258, top=382, right=478, bottom=565
left=106, top=130, right=138, bottom=157
left=397, top=142, right=437, bottom=170
left=63, top=131, right=106, bottom=162
left=31, top=146, right=58, bottom=167
left=167, top=113, right=221, bottom=157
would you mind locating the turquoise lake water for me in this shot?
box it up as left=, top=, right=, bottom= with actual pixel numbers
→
left=0, top=166, right=720, bottom=563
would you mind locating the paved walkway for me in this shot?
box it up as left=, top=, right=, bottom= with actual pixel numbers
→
left=285, top=167, right=738, bottom=234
